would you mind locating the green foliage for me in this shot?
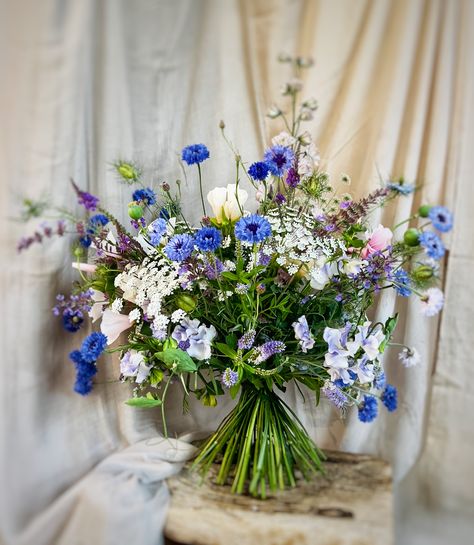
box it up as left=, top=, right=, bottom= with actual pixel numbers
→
left=155, top=348, right=197, bottom=373
left=125, top=392, right=162, bottom=408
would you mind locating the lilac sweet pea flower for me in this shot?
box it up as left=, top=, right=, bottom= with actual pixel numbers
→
left=120, top=350, right=151, bottom=384
left=354, top=323, right=385, bottom=360
left=172, top=318, right=217, bottom=361
left=292, top=315, right=315, bottom=353
left=352, top=354, right=375, bottom=384
left=323, top=323, right=360, bottom=383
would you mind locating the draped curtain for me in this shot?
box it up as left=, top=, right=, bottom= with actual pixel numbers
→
left=1, top=1, right=473, bottom=544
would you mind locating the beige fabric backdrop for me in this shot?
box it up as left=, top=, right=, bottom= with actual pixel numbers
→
left=1, top=1, right=473, bottom=544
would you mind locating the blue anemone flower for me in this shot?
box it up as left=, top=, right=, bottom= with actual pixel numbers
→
left=164, top=234, right=195, bottom=261
left=235, top=214, right=271, bottom=244
left=181, top=144, right=210, bottom=165
left=87, top=214, right=109, bottom=234
left=263, top=145, right=295, bottom=176
left=62, top=309, right=84, bottom=332
left=194, top=227, right=222, bottom=252
left=148, top=218, right=167, bottom=246
left=429, top=206, right=453, bottom=233
left=419, top=231, right=445, bottom=260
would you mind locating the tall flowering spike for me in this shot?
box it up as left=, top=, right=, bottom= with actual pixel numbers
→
left=238, top=330, right=256, bottom=350
left=255, top=340, right=285, bottom=363
left=181, top=144, right=210, bottom=165
left=322, top=381, right=347, bottom=409
left=222, top=368, right=239, bottom=388
left=234, top=214, right=271, bottom=244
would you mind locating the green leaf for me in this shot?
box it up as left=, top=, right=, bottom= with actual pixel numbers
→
left=215, top=343, right=238, bottom=360
left=149, top=368, right=164, bottom=387
left=229, top=383, right=241, bottom=399
left=125, top=392, right=162, bottom=408
left=155, top=348, right=197, bottom=372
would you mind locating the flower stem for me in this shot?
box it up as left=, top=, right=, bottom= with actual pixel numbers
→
left=197, top=163, right=206, bottom=217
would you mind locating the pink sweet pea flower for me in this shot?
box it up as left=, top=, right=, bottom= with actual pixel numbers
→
left=361, top=225, right=393, bottom=258
left=100, top=309, right=133, bottom=345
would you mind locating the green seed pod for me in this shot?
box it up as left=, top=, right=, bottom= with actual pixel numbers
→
left=128, top=203, right=143, bottom=220
left=176, top=294, right=197, bottom=313
left=403, top=228, right=420, bottom=246
left=202, top=394, right=217, bottom=407
left=412, top=264, right=434, bottom=281
left=418, top=204, right=432, bottom=218
left=117, top=162, right=139, bottom=181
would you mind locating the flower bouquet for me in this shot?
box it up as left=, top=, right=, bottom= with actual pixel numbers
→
left=18, top=56, right=452, bottom=498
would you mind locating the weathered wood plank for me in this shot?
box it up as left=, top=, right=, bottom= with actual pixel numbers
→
left=164, top=451, right=393, bottom=545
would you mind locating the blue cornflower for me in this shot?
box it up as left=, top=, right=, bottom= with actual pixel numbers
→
left=79, top=235, right=92, bottom=248
left=222, top=368, right=239, bottom=388
left=194, top=227, right=222, bottom=252
left=248, top=161, right=271, bottom=181
left=80, top=332, right=108, bottom=364
left=235, top=214, right=271, bottom=243
left=148, top=218, right=167, bottom=246
left=358, top=395, right=378, bottom=423
left=381, top=384, right=398, bottom=412
left=263, top=146, right=295, bottom=176
left=419, top=231, right=445, bottom=260
left=62, top=309, right=84, bottom=332
left=392, top=269, right=411, bottom=297
left=374, top=372, right=386, bottom=390
left=181, top=144, right=210, bottom=165
left=387, top=180, right=415, bottom=195
left=133, top=187, right=156, bottom=206
left=87, top=214, right=109, bottom=233
left=164, top=234, right=195, bottom=261
left=429, top=206, right=453, bottom=233
left=69, top=349, right=98, bottom=396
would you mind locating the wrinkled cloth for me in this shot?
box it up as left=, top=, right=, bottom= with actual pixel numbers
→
left=1, top=0, right=473, bottom=544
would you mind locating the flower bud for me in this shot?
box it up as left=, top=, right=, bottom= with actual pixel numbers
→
left=202, top=394, right=217, bottom=407
left=418, top=204, right=432, bottom=218
left=176, top=294, right=197, bottom=312
left=296, top=56, right=314, bottom=68
left=278, top=52, right=292, bottom=63
left=267, top=105, right=282, bottom=118
left=298, top=131, right=312, bottom=146
left=219, top=120, right=225, bottom=129
left=300, top=107, right=313, bottom=121
left=161, top=181, right=170, bottom=192
left=403, top=228, right=420, bottom=246
left=128, top=202, right=143, bottom=220
left=302, top=98, right=318, bottom=111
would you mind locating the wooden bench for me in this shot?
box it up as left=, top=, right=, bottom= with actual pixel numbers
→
left=164, top=451, right=393, bottom=545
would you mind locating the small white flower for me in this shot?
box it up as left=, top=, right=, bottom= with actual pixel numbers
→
left=222, top=236, right=232, bottom=249
left=153, top=314, right=170, bottom=330
left=128, top=308, right=141, bottom=323
left=111, top=298, right=124, bottom=314
left=419, top=288, right=444, bottom=317
left=271, top=131, right=296, bottom=148
left=398, top=347, right=421, bottom=368
left=171, top=309, right=187, bottom=323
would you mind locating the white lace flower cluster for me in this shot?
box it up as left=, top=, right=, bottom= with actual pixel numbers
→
left=114, top=257, right=187, bottom=332
left=265, top=207, right=345, bottom=274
